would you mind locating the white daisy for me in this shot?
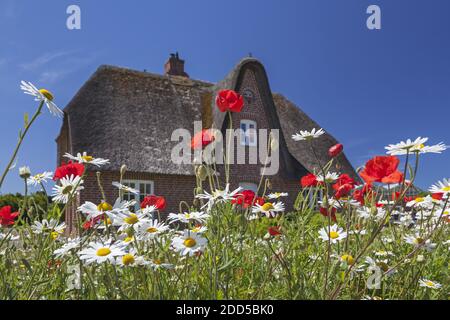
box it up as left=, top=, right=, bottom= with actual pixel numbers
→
left=374, top=250, right=394, bottom=257
left=429, top=178, right=450, bottom=196
left=316, top=172, right=340, bottom=183
left=318, top=224, right=347, bottom=244
left=414, top=143, right=447, bottom=154
left=115, top=249, right=148, bottom=267
left=64, top=152, right=110, bottom=167
left=168, top=211, right=210, bottom=224
left=292, top=128, right=325, bottom=141
left=196, top=184, right=242, bottom=211
left=406, top=196, right=433, bottom=209
left=267, top=192, right=288, bottom=200
left=78, top=241, right=126, bottom=265
left=136, top=219, right=169, bottom=240
left=404, top=234, right=436, bottom=252
left=419, top=279, right=442, bottom=289
left=149, top=259, right=174, bottom=270
left=51, top=175, right=84, bottom=204
left=78, top=198, right=134, bottom=221
left=385, top=137, right=429, bottom=155
left=171, top=230, right=207, bottom=256
left=112, top=182, right=140, bottom=195
left=53, top=238, right=81, bottom=258
left=31, top=219, right=66, bottom=239
left=20, top=81, right=63, bottom=117
left=251, top=202, right=285, bottom=218
left=190, top=225, right=208, bottom=234
left=110, top=210, right=149, bottom=232
left=27, top=171, right=53, bottom=187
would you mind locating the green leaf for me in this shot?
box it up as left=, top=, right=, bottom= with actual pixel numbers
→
left=24, top=113, right=29, bottom=127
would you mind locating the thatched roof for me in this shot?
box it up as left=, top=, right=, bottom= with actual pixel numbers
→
left=62, top=65, right=213, bottom=175
left=59, top=58, right=360, bottom=180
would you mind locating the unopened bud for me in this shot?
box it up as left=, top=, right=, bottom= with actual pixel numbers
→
left=19, top=166, right=31, bottom=179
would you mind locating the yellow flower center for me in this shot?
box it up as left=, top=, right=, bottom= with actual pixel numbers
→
left=425, top=281, right=435, bottom=287
left=51, top=231, right=59, bottom=240
left=414, top=237, right=425, bottom=245
left=62, top=185, right=73, bottom=195
left=96, top=248, right=111, bottom=257
left=153, top=259, right=161, bottom=265
left=443, top=186, right=450, bottom=192
left=124, top=236, right=133, bottom=243
left=82, top=155, right=94, bottom=162
left=184, top=213, right=191, bottom=219
left=184, top=238, right=197, bottom=248
left=262, top=203, right=274, bottom=211
left=341, top=254, right=355, bottom=265
left=97, top=202, right=113, bottom=211
left=39, top=89, right=54, bottom=101
left=329, top=231, right=339, bottom=239
left=122, top=254, right=135, bottom=266
left=147, top=227, right=158, bottom=233
left=124, top=214, right=138, bottom=225
left=415, top=197, right=425, bottom=203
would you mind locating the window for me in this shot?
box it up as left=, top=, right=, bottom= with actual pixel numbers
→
left=240, top=120, right=257, bottom=147
left=239, top=182, right=258, bottom=193
left=122, top=180, right=154, bottom=211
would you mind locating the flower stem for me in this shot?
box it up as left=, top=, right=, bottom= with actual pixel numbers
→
left=0, top=101, right=45, bottom=189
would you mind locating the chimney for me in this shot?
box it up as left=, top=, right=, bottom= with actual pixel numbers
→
left=164, top=52, right=189, bottom=78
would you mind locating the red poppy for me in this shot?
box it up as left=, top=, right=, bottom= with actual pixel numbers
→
left=301, top=173, right=318, bottom=188
left=0, top=206, right=19, bottom=226
left=268, top=226, right=282, bottom=237
left=432, top=193, right=444, bottom=201
left=53, top=161, right=85, bottom=181
left=141, top=195, right=166, bottom=211
left=215, top=89, right=244, bottom=113
left=359, top=156, right=403, bottom=184
left=320, top=207, right=337, bottom=222
left=334, top=183, right=354, bottom=199
left=328, top=143, right=343, bottom=158
left=232, top=190, right=264, bottom=208
left=353, top=184, right=374, bottom=205
left=332, top=174, right=357, bottom=199
left=191, top=129, right=215, bottom=150
left=392, top=191, right=401, bottom=201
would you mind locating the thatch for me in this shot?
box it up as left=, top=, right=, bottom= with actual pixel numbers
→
left=59, top=58, right=360, bottom=181
left=273, top=94, right=362, bottom=182
left=62, top=65, right=213, bottom=175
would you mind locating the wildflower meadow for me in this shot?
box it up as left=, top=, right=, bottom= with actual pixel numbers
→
left=0, top=84, right=448, bottom=301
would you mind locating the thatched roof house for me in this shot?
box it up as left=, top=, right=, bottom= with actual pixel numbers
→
left=57, top=54, right=359, bottom=231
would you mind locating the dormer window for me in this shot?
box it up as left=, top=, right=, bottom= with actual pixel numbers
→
left=240, top=120, right=257, bottom=147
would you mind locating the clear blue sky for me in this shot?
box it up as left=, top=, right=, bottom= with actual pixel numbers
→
left=0, top=0, right=449, bottom=194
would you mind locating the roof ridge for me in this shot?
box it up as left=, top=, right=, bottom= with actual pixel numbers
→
left=96, top=64, right=214, bottom=86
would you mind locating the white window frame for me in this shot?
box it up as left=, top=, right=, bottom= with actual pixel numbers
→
left=121, top=180, right=154, bottom=212
left=240, top=120, right=257, bottom=147
left=239, top=182, right=258, bottom=193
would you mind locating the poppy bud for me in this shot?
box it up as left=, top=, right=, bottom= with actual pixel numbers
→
left=328, top=144, right=343, bottom=158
